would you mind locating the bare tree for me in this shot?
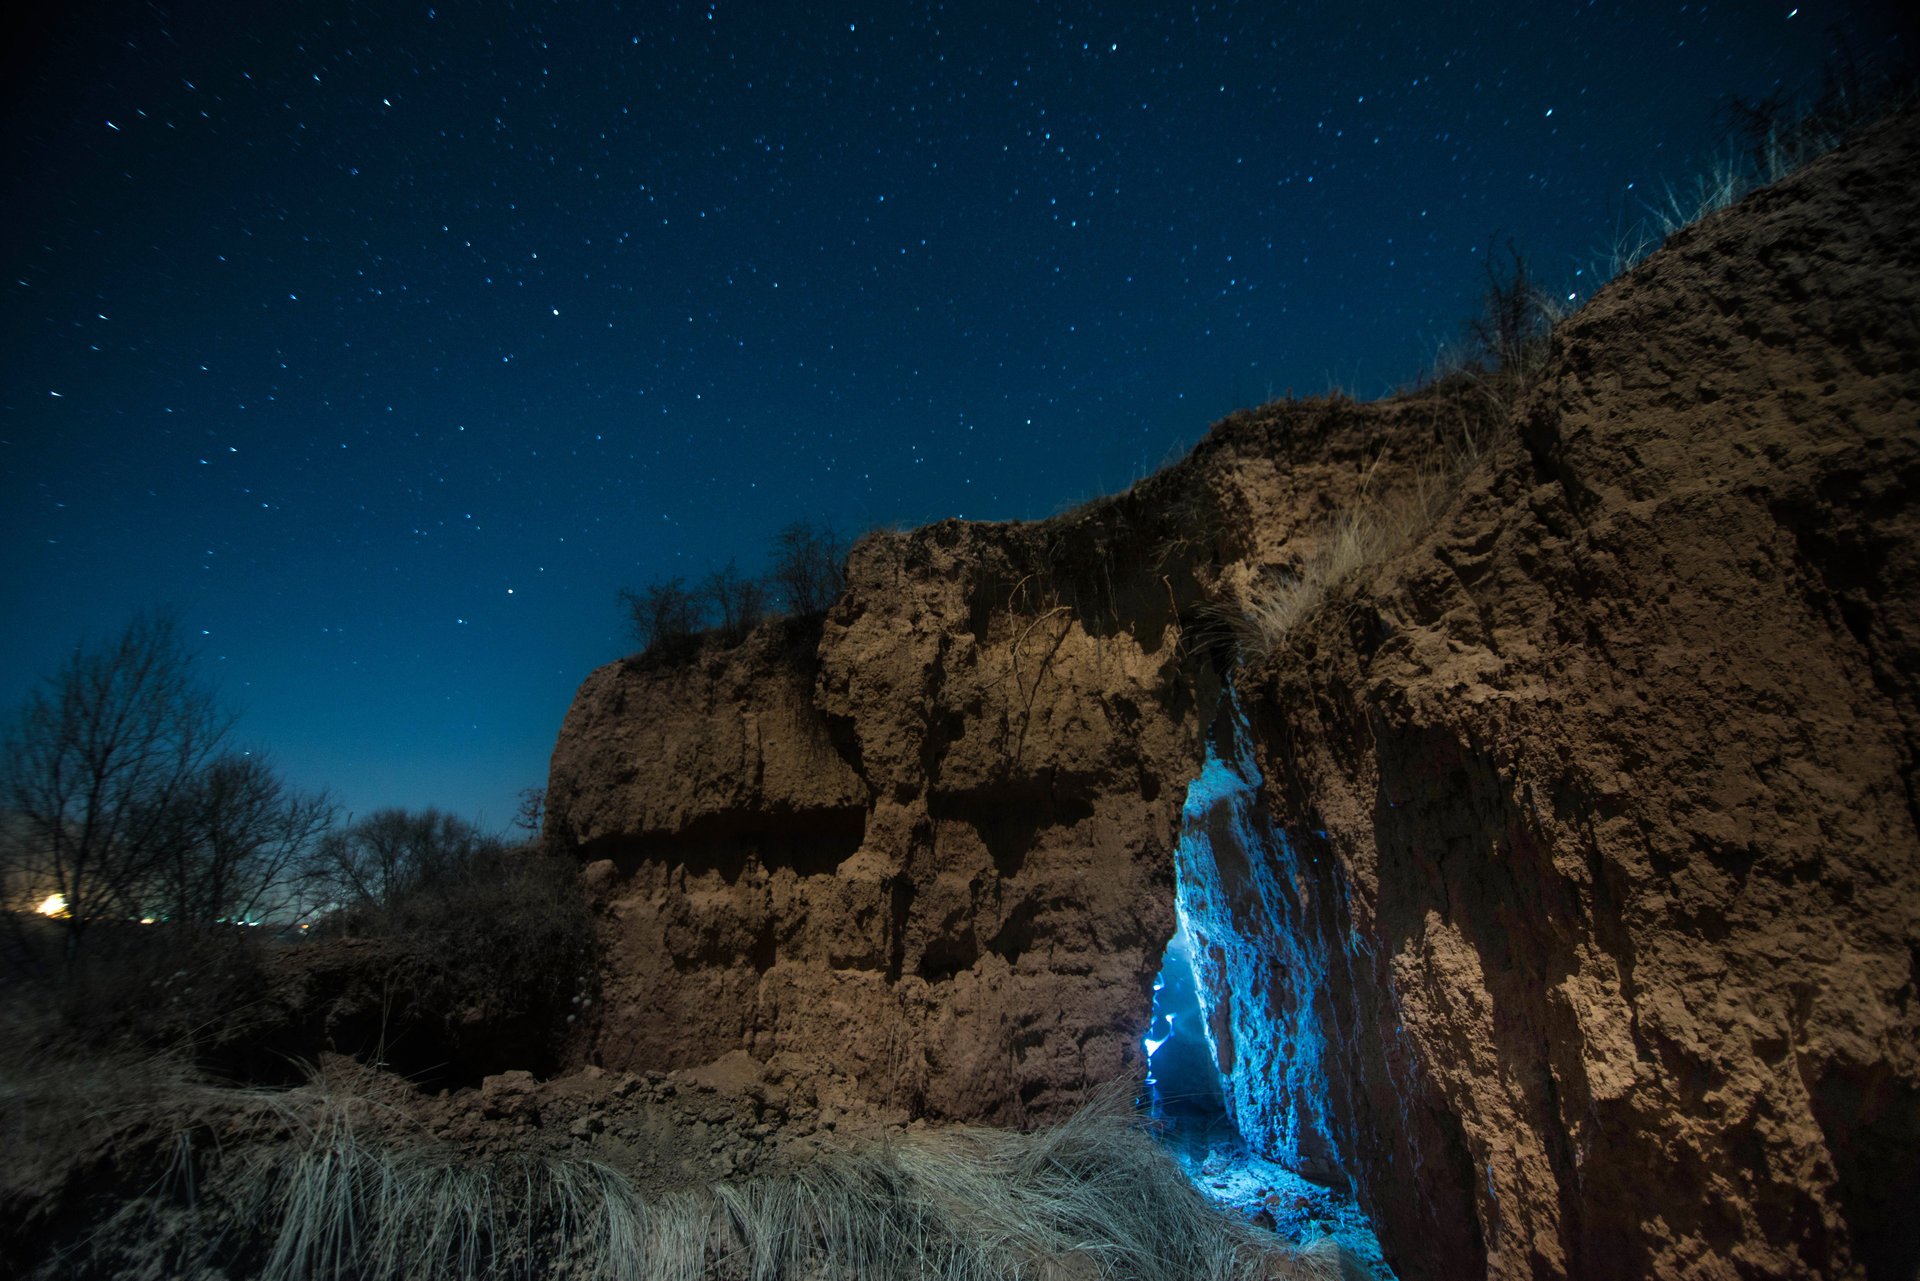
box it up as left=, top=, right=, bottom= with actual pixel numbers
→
left=146, top=753, right=335, bottom=925
left=619, top=578, right=703, bottom=652
left=702, top=560, right=768, bottom=643
left=770, top=521, right=848, bottom=616
left=513, top=786, right=546, bottom=838
left=1467, top=237, right=1557, bottom=376
left=1, top=613, right=231, bottom=952
left=309, top=807, right=496, bottom=916
left=0, top=614, right=338, bottom=954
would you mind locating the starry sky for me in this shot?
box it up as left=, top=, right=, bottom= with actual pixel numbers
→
left=3, top=0, right=1906, bottom=831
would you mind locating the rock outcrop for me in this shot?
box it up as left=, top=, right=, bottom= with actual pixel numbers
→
left=548, top=511, right=1212, bottom=1124
left=548, top=112, right=1920, bottom=1279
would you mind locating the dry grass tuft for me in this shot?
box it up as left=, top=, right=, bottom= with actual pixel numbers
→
left=1225, top=462, right=1458, bottom=665
left=1597, top=52, right=1917, bottom=281
left=4, top=1059, right=1358, bottom=1281
left=252, top=1081, right=1355, bottom=1280
left=245, top=1082, right=1354, bottom=1280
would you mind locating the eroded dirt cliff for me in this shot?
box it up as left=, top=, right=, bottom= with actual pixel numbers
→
left=546, top=382, right=1475, bottom=1124
left=1193, top=113, right=1920, bottom=1280
left=548, top=111, right=1920, bottom=1279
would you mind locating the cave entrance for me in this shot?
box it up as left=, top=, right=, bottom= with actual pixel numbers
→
left=1142, top=915, right=1236, bottom=1168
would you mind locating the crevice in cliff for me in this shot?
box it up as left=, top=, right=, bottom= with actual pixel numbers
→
left=1141, top=919, right=1234, bottom=1164
left=1159, top=688, right=1401, bottom=1276
left=1803, top=1055, right=1920, bottom=1279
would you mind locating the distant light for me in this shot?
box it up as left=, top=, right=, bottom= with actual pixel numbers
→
left=37, top=894, right=67, bottom=917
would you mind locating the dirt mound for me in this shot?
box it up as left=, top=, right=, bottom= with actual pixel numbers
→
left=545, top=391, right=1463, bottom=1125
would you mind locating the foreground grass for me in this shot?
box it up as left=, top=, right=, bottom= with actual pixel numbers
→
left=1, top=1050, right=1357, bottom=1281
left=262, top=1090, right=1349, bottom=1280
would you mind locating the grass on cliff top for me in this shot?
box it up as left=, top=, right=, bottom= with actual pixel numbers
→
left=1223, top=66, right=1919, bottom=667
left=1223, top=467, right=1457, bottom=664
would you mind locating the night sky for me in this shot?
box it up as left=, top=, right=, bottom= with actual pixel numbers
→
left=3, top=1, right=1903, bottom=831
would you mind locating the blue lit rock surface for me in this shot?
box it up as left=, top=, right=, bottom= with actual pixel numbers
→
left=548, top=113, right=1920, bottom=1281
left=1175, top=699, right=1372, bottom=1186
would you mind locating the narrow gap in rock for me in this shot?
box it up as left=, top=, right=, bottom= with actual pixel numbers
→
left=1141, top=917, right=1233, bottom=1165
left=1153, top=696, right=1403, bottom=1278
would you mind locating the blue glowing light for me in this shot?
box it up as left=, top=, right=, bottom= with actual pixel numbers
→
left=1143, top=1012, right=1174, bottom=1059
left=1172, top=690, right=1348, bottom=1176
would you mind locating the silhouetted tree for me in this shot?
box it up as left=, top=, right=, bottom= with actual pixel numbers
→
left=702, top=560, right=768, bottom=643
left=0, top=614, right=222, bottom=947
left=619, top=578, right=702, bottom=652
left=308, top=807, right=496, bottom=914
left=1468, top=237, right=1555, bottom=376
left=145, top=752, right=335, bottom=925
left=1, top=613, right=335, bottom=959
left=770, top=521, right=848, bottom=616
left=513, top=786, right=545, bottom=837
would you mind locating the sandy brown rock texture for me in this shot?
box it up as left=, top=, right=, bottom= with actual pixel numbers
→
left=548, top=520, right=1211, bottom=1125
left=548, top=111, right=1920, bottom=1279
left=1194, top=114, right=1920, bottom=1280
left=545, top=391, right=1456, bottom=1125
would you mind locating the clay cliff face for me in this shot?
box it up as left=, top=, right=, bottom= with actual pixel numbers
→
left=545, top=389, right=1465, bottom=1124
left=549, top=112, right=1920, bottom=1279
left=548, top=519, right=1210, bottom=1124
